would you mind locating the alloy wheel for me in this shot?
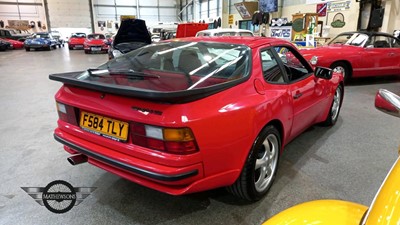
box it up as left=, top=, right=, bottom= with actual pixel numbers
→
left=333, top=66, right=346, bottom=79
left=254, top=134, right=279, bottom=192
left=331, top=87, right=341, bottom=121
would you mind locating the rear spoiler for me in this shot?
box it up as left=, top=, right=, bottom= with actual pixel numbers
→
left=49, top=71, right=243, bottom=104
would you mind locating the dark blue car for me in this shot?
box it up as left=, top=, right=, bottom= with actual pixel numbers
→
left=24, top=32, right=59, bottom=51
left=0, top=39, right=12, bottom=51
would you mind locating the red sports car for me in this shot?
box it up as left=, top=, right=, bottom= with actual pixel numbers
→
left=83, top=33, right=109, bottom=54
left=49, top=37, right=344, bottom=201
left=300, top=31, right=400, bottom=82
left=0, top=38, right=24, bottom=49
left=68, top=32, right=86, bottom=50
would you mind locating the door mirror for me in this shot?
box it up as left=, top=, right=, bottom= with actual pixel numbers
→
left=375, top=89, right=400, bottom=118
left=314, top=66, right=333, bottom=80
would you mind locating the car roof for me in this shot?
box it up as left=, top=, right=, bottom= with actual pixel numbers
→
left=169, top=36, right=291, bottom=48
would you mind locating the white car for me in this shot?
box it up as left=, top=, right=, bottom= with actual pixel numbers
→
left=195, top=28, right=254, bottom=37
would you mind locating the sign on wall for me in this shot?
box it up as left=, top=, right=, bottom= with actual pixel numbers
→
left=7, top=20, right=30, bottom=30
left=327, top=1, right=351, bottom=12
left=228, top=15, right=234, bottom=25
left=317, top=3, right=327, bottom=17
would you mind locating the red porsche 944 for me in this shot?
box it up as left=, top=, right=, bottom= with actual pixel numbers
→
left=50, top=37, right=344, bottom=201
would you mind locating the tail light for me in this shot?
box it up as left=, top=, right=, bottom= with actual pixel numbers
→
left=56, top=102, right=78, bottom=126
left=131, top=122, right=199, bottom=154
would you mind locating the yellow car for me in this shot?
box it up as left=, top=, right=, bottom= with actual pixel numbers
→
left=263, top=89, right=400, bottom=225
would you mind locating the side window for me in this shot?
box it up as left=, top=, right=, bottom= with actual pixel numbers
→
left=372, top=36, right=390, bottom=48
left=0, top=30, right=4, bottom=36
left=260, top=49, right=284, bottom=83
left=389, top=37, right=400, bottom=48
left=273, top=46, right=311, bottom=82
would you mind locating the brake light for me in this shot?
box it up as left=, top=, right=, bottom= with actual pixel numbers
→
left=131, top=122, right=199, bottom=154
left=56, top=102, right=78, bottom=126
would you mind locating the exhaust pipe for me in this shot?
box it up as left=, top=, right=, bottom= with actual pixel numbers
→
left=67, top=154, right=88, bottom=165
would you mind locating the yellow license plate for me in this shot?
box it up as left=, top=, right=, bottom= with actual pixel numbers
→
left=79, top=111, right=129, bottom=142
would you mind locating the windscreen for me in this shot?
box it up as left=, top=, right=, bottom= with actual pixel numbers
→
left=75, top=41, right=251, bottom=92
left=37, top=33, right=50, bottom=39
left=72, top=33, right=86, bottom=38
left=328, top=33, right=368, bottom=46
left=87, top=34, right=105, bottom=39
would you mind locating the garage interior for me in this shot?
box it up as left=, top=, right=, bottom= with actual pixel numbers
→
left=1, top=0, right=400, bottom=224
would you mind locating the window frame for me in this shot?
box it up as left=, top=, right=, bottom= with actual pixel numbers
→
left=259, top=47, right=287, bottom=84
left=259, top=45, right=314, bottom=84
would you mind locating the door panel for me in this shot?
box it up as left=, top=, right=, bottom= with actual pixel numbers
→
left=289, top=75, right=328, bottom=138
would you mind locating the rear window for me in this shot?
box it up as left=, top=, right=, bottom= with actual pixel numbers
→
left=50, top=41, right=251, bottom=103
left=80, top=41, right=250, bottom=91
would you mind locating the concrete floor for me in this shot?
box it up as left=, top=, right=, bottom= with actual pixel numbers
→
left=0, top=46, right=399, bottom=225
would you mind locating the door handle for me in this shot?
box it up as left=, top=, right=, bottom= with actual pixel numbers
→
left=294, top=92, right=303, bottom=99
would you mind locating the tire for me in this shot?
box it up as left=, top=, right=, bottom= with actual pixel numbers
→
left=227, top=125, right=280, bottom=201
left=330, top=62, right=351, bottom=83
left=68, top=47, right=73, bottom=50
left=52, top=45, right=57, bottom=49
left=46, top=46, right=51, bottom=51
left=321, top=85, right=343, bottom=126
left=25, top=47, right=30, bottom=51
left=84, top=50, right=89, bottom=54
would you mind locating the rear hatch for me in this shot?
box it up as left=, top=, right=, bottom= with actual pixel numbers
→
left=50, top=40, right=251, bottom=103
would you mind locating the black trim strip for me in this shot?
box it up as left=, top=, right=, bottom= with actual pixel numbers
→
left=54, top=134, right=198, bottom=182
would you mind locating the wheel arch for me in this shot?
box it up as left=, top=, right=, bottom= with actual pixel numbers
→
left=330, top=60, right=353, bottom=77
left=264, top=119, right=284, bottom=153
left=234, top=118, right=285, bottom=179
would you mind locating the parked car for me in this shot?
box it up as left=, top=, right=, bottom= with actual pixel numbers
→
left=24, top=32, right=58, bottom=51
left=104, top=33, right=114, bottom=45
left=0, top=28, right=30, bottom=41
left=196, top=28, right=254, bottom=37
left=108, top=19, right=151, bottom=59
left=300, top=31, right=400, bottom=82
left=263, top=88, right=400, bottom=225
left=159, top=28, right=176, bottom=41
left=0, top=39, right=12, bottom=51
left=68, top=33, right=86, bottom=50
left=50, top=30, right=64, bottom=47
left=49, top=37, right=343, bottom=201
left=84, top=33, right=109, bottom=54
left=1, top=38, right=24, bottom=49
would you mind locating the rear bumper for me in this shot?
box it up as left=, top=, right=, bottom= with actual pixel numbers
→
left=54, top=133, right=198, bottom=182
left=53, top=128, right=228, bottom=195
left=53, top=127, right=241, bottom=195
